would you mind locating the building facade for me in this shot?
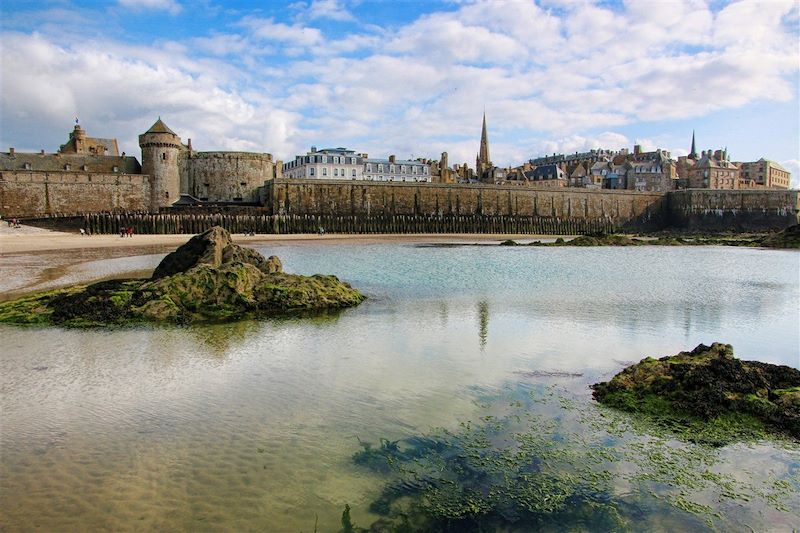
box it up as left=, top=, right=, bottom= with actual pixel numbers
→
left=738, top=159, right=791, bottom=189
left=283, top=147, right=430, bottom=182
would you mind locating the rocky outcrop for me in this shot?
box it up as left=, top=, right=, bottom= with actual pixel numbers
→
left=592, top=343, right=800, bottom=442
left=152, top=226, right=282, bottom=278
left=761, top=224, right=800, bottom=249
left=0, top=227, right=363, bottom=326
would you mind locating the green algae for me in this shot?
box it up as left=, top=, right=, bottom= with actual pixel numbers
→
left=345, top=382, right=799, bottom=532
left=592, top=343, right=800, bottom=444
left=0, top=265, right=364, bottom=327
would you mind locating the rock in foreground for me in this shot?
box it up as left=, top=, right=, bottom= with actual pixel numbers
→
left=0, top=227, right=364, bottom=326
left=592, top=343, right=800, bottom=443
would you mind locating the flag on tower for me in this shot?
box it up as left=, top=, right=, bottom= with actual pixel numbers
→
left=75, top=117, right=79, bottom=125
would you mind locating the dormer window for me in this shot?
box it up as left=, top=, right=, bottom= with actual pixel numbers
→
left=24, top=162, right=31, bottom=170
left=112, top=166, right=119, bottom=172
left=65, top=164, right=71, bottom=171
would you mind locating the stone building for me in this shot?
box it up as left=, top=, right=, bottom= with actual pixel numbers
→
left=624, top=145, right=676, bottom=192
left=140, top=118, right=281, bottom=209
left=688, top=149, right=740, bottom=189
left=738, top=159, right=791, bottom=189
left=283, top=147, right=430, bottom=182
left=1, top=119, right=282, bottom=216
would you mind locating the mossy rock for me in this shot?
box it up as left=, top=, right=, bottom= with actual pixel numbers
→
left=592, top=343, right=800, bottom=443
left=761, top=224, right=800, bottom=249
left=0, top=227, right=364, bottom=327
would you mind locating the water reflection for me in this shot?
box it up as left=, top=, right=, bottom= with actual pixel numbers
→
left=1, top=245, right=797, bottom=531
left=477, top=300, right=489, bottom=350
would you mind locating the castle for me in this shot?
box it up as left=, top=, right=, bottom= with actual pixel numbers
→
left=0, top=119, right=282, bottom=216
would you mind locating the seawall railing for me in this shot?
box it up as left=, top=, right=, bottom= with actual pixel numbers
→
left=82, top=212, right=616, bottom=235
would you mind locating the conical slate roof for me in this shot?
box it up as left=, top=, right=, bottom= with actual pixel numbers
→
left=145, top=117, right=176, bottom=135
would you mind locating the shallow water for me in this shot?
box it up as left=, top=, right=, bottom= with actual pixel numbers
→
left=1, top=244, right=798, bottom=531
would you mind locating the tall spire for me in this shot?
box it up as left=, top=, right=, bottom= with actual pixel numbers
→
left=478, top=112, right=491, bottom=169
left=689, top=130, right=698, bottom=159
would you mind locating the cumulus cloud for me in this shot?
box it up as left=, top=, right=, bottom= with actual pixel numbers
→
left=1, top=0, right=798, bottom=168
left=781, top=160, right=800, bottom=189
left=118, top=0, right=182, bottom=15
left=292, top=0, right=356, bottom=22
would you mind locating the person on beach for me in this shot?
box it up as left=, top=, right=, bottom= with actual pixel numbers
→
left=127, top=227, right=134, bottom=237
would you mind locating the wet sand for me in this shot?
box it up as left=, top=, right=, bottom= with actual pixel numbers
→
left=0, top=223, right=561, bottom=299
left=0, top=223, right=556, bottom=254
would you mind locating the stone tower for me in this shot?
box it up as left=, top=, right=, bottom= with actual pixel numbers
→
left=476, top=112, right=492, bottom=180
left=139, top=118, right=182, bottom=212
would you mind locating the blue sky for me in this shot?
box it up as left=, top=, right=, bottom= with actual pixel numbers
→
left=1, top=0, right=798, bottom=184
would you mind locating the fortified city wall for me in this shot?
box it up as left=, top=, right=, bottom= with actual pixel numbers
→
left=267, top=179, right=668, bottom=230
left=0, top=171, right=151, bottom=216
left=667, top=189, right=800, bottom=230
left=181, top=152, right=279, bottom=203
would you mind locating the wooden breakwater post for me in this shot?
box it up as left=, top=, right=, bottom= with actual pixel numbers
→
left=82, top=212, right=617, bottom=236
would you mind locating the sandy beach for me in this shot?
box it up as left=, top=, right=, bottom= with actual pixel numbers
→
left=0, top=223, right=560, bottom=299
left=0, top=222, right=556, bottom=254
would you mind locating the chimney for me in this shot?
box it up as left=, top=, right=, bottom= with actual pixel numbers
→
left=311, top=146, right=317, bottom=153
left=9, top=147, right=14, bottom=155
left=40, top=149, right=45, bottom=155
left=389, top=155, right=396, bottom=163
left=187, top=138, right=193, bottom=154
left=121, top=151, right=126, bottom=157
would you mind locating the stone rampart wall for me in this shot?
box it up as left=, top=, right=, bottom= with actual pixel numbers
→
left=183, top=152, right=277, bottom=203
left=267, top=179, right=667, bottom=230
left=0, top=171, right=151, bottom=217
left=667, top=189, right=799, bottom=231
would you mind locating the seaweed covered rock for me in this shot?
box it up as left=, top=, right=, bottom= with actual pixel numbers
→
left=592, top=343, right=800, bottom=443
left=0, top=227, right=363, bottom=326
left=152, top=226, right=282, bottom=278
left=761, top=224, right=800, bottom=249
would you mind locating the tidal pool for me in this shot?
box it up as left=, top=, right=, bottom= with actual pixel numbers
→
left=1, top=244, right=798, bottom=531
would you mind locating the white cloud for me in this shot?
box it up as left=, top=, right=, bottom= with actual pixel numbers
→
left=1, top=0, right=798, bottom=169
left=118, top=0, right=182, bottom=15
left=781, top=159, right=800, bottom=189
left=238, top=17, right=323, bottom=47
left=295, top=0, right=356, bottom=22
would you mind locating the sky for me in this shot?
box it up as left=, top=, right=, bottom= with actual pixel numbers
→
left=1, top=0, right=798, bottom=185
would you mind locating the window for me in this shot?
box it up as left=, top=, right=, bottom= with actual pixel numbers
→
left=366, top=164, right=372, bottom=172
left=352, top=169, right=357, bottom=177
left=390, top=165, right=395, bottom=173
left=412, top=166, right=417, bottom=174
left=310, top=167, right=315, bottom=176
left=113, top=166, right=119, bottom=172
left=323, top=168, right=328, bottom=176
left=378, top=164, right=383, bottom=172
left=162, top=152, right=167, bottom=160
left=423, top=167, right=428, bottom=174
left=322, top=156, right=327, bottom=163
left=24, top=162, right=31, bottom=170
left=64, top=164, right=71, bottom=171
left=334, top=168, right=339, bottom=177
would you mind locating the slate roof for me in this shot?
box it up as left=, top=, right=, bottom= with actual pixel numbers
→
left=145, top=118, right=177, bottom=135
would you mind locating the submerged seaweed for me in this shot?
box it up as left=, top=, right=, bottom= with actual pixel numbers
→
left=346, top=383, right=800, bottom=532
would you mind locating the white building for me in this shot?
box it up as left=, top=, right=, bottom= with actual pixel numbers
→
left=283, top=147, right=430, bottom=182
left=283, top=147, right=363, bottom=180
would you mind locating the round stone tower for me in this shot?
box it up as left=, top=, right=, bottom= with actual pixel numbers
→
left=139, top=117, right=182, bottom=212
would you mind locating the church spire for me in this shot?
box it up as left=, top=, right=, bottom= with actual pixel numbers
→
left=479, top=112, right=490, bottom=166
left=689, top=130, right=698, bottom=160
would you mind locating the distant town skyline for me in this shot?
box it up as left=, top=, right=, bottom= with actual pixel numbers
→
left=1, top=0, right=798, bottom=186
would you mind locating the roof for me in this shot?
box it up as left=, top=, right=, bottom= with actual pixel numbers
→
left=364, top=158, right=425, bottom=165
left=145, top=118, right=177, bottom=135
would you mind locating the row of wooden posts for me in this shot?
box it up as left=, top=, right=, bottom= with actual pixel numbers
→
left=82, top=212, right=616, bottom=235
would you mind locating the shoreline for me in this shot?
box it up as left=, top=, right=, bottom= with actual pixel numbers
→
left=0, top=224, right=565, bottom=255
